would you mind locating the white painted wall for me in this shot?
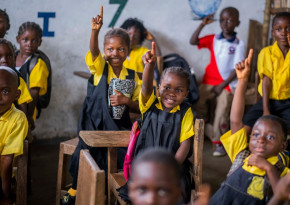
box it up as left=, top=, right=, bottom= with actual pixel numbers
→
left=2, top=0, right=265, bottom=139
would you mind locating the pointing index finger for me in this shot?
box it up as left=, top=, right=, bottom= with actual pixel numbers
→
left=100, top=5, right=103, bottom=18
left=247, top=49, right=253, bottom=65
left=151, top=41, right=156, bottom=56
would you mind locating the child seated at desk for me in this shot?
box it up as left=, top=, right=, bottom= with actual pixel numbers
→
left=62, top=6, right=141, bottom=205
left=0, top=67, right=28, bottom=204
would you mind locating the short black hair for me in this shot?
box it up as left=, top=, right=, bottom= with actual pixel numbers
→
left=0, top=9, right=9, bottom=26
left=272, top=12, right=290, bottom=27
left=160, top=67, right=190, bottom=90
left=0, top=38, right=15, bottom=58
left=104, top=28, right=130, bottom=50
left=120, top=18, right=147, bottom=45
left=220, top=7, right=240, bottom=20
left=131, top=148, right=181, bottom=184
left=17, top=21, right=42, bottom=39
left=256, top=115, right=288, bottom=141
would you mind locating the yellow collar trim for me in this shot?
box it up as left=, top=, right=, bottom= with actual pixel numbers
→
left=243, top=155, right=278, bottom=176
left=155, top=97, right=180, bottom=113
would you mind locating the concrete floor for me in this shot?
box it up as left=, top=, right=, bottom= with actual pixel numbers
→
left=27, top=137, right=231, bottom=205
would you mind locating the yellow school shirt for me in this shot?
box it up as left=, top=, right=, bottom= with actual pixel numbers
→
left=139, top=91, right=194, bottom=143
left=257, top=41, right=290, bottom=100
left=28, top=58, right=49, bottom=120
left=0, top=104, right=28, bottom=159
left=123, top=46, right=149, bottom=73
left=17, top=77, right=33, bottom=105
left=85, top=51, right=141, bottom=102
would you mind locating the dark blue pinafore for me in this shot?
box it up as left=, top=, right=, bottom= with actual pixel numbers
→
left=118, top=99, right=194, bottom=203
left=69, top=64, right=135, bottom=189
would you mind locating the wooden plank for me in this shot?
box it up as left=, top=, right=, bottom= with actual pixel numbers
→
left=109, top=173, right=128, bottom=205
left=76, top=150, right=105, bottom=205
left=263, top=0, right=272, bottom=47
left=73, top=71, right=91, bottom=79
left=79, top=131, right=130, bottom=147
left=193, top=119, right=204, bottom=192
left=108, top=148, right=118, bottom=205
left=16, top=140, right=28, bottom=205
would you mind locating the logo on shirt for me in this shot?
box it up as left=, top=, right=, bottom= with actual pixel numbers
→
left=228, top=46, right=236, bottom=55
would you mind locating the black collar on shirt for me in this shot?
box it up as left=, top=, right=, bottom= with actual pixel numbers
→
left=217, top=32, right=238, bottom=43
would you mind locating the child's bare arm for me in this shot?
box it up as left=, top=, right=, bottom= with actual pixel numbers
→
left=262, top=75, right=272, bottom=115
left=211, top=70, right=236, bottom=96
left=248, top=154, right=280, bottom=193
left=109, top=90, right=139, bottom=113
left=1, top=154, right=14, bottom=201
left=190, top=14, right=215, bottom=45
left=89, top=6, right=103, bottom=61
left=175, top=138, right=191, bottom=164
left=141, top=42, right=156, bottom=102
left=231, top=49, right=253, bottom=134
left=268, top=173, right=290, bottom=205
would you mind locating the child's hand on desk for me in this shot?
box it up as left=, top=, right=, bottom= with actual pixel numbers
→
left=92, top=6, right=103, bottom=31
left=248, top=154, right=271, bottom=171
left=142, top=42, right=156, bottom=65
left=235, top=49, right=253, bottom=79
left=110, top=89, right=129, bottom=106
left=202, top=14, right=215, bottom=26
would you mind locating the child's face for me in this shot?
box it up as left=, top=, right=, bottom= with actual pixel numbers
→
left=17, top=29, right=41, bottom=56
left=272, top=17, right=290, bottom=47
left=127, top=26, right=141, bottom=49
left=104, top=36, right=128, bottom=70
left=0, top=16, right=9, bottom=38
left=219, top=10, right=239, bottom=36
left=0, top=70, right=20, bottom=116
left=249, top=119, right=285, bottom=158
left=129, top=162, right=181, bottom=205
left=0, top=44, right=15, bottom=68
left=159, top=73, right=188, bottom=111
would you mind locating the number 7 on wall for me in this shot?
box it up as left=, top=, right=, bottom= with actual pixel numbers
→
left=108, top=0, right=128, bottom=27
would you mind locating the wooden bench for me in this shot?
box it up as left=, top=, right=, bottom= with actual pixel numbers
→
left=75, top=149, right=105, bottom=205
left=56, top=137, right=79, bottom=205
left=79, top=119, right=204, bottom=205
left=13, top=140, right=29, bottom=205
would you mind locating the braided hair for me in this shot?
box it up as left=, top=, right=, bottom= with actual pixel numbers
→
left=17, top=21, right=42, bottom=39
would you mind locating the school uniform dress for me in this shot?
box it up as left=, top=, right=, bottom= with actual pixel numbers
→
left=68, top=52, right=141, bottom=190
left=196, top=33, right=245, bottom=144
left=17, top=57, right=49, bottom=120
left=118, top=91, right=195, bottom=203
left=0, top=104, right=28, bottom=169
left=123, top=46, right=148, bottom=73
left=210, top=128, right=289, bottom=205
left=243, top=41, right=290, bottom=129
left=17, top=76, right=33, bottom=106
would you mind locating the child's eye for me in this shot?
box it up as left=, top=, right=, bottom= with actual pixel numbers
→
left=252, top=133, right=259, bottom=138
left=7, top=55, right=12, bottom=59
left=157, top=188, right=168, bottom=197
left=267, top=135, right=276, bottom=140
left=137, top=186, right=146, bottom=195
left=165, top=87, right=170, bottom=90
left=2, top=89, right=8, bottom=94
left=118, top=48, right=125, bottom=52
left=176, top=89, right=182, bottom=93
left=107, top=48, right=113, bottom=52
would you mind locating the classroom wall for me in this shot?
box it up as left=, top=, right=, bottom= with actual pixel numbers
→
left=2, top=0, right=265, bottom=139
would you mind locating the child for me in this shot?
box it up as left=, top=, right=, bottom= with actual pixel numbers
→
left=0, top=38, right=33, bottom=118
left=15, top=21, right=49, bottom=130
left=118, top=42, right=195, bottom=204
left=0, top=9, right=10, bottom=38
left=243, top=12, right=290, bottom=136
left=210, top=49, right=289, bottom=204
left=128, top=148, right=183, bottom=205
left=0, top=67, right=28, bottom=204
left=120, top=18, right=162, bottom=75
left=62, top=6, right=141, bottom=205
left=190, top=7, right=245, bottom=156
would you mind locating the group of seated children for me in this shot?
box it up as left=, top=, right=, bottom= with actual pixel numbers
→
left=60, top=4, right=290, bottom=205
left=0, top=8, right=50, bottom=204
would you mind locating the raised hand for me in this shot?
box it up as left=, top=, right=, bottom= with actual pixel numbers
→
left=202, top=14, right=215, bottom=26
left=92, top=6, right=103, bottom=31
left=235, top=49, right=253, bottom=79
left=142, top=42, right=156, bottom=65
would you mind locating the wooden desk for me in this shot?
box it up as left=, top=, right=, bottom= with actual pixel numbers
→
left=79, top=131, right=130, bottom=147
left=73, top=71, right=91, bottom=79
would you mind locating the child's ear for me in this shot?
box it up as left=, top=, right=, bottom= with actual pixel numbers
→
left=16, top=36, right=20, bottom=43
left=282, top=140, right=288, bottom=151
left=39, top=39, right=42, bottom=47
left=6, top=23, right=10, bottom=31
left=15, top=89, right=21, bottom=101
